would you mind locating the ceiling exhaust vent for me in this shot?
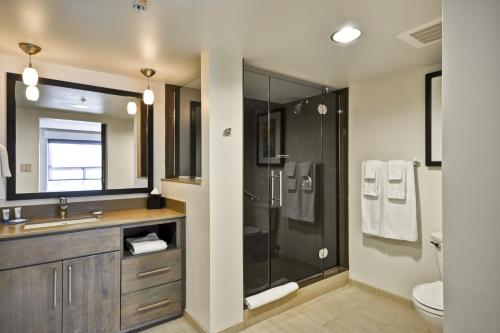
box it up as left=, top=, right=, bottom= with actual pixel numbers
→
left=396, top=18, right=442, bottom=48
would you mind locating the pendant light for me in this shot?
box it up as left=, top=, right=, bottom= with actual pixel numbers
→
left=25, top=85, right=39, bottom=101
left=127, top=99, right=137, bottom=115
left=140, top=68, right=156, bottom=105
left=19, top=42, right=41, bottom=86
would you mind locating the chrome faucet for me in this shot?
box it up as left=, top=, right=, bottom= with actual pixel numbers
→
left=59, top=197, right=68, bottom=219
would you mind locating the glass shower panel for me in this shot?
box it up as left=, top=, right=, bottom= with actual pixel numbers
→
left=268, top=77, right=324, bottom=286
left=243, top=71, right=271, bottom=296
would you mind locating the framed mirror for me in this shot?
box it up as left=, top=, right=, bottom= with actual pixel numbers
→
left=6, top=73, right=153, bottom=200
left=425, top=70, right=442, bottom=167
left=164, top=79, right=202, bottom=184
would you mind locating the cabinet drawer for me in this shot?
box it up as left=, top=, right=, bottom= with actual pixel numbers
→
left=121, top=280, right=182, bottom=330
left=0, top=228, right=120, bottom=270
left=121, top=249, right=182, bottom=294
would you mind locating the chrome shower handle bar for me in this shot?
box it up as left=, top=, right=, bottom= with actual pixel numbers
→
left=270, top=170, right=283, bottom=207
left=275, top=154, right=289, bottom=159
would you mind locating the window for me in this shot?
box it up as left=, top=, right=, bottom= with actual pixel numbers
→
left=46, top=139, right=102, bottom=192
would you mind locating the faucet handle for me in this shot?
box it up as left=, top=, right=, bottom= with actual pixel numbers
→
left=60, top=197, right=67, bottom=205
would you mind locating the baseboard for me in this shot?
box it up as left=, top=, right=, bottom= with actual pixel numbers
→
left=349, top=278, right=413, bottom=308
left=244, top=271, right=349, bottom=328
left=184, top=311, right=209, bottom=333
left=184, top=312, right=245, bottom=333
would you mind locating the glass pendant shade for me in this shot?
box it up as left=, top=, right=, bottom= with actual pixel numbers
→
left=26, top=85, right=39, bottom=101
left=127, top=101, right=137, bottom=115
left=143, top=89, right=154, bottom=105
left=22, top=66, right=38, bottom=86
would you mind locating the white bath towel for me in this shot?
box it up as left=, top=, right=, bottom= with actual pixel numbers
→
left=387, top=160, right=407, bottom=200
left=383, top=161, right=417, bottom=241
left=361, top=161, right=383, bottom=236
left=362, top=160, right=379, bottom=197
left=129, top=240, right=168, bottom=255
left=362, top=161, right=418, bottom=242
left=244, top=282, right=299, bottom=310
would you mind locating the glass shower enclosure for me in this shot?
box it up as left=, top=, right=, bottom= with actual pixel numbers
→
left=243, top=69, right=345, bottom=297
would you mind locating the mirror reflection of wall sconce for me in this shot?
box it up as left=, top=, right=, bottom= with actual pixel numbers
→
left=140, top=68, right=155, bottom=105
left=19, top=42, right=42, bottom=101
left=425, top=70, right=442, bottom=167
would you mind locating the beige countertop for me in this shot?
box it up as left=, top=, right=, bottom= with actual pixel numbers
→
left=0, top=207, right=185, bottom=240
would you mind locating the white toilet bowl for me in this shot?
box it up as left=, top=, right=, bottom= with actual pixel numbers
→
left=412, top=280, right=443, bottom=333
left=412, top=232, right=443, bottom=333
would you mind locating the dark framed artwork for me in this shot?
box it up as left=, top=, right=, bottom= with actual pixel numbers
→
left=425, top=70, right=442, bottom=167
left=256, top=108, right=285, bottom=166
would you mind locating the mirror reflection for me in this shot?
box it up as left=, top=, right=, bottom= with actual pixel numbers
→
left=179, top=79, right=201, bottom=180
left=14, top=81, right=149, bottom=194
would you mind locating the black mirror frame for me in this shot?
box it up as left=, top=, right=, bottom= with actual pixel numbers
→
left=425, top=70, right=442, bottom=167
left=6, top=73, right=154, bottom=200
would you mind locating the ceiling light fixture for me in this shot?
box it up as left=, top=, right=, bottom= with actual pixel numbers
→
left=140, top=68, right=155, bottom=105
left=330, top=27, right=362, bottom=43
left=72, top=97, right=89, bottom=109
left=25, top=85, right=39, bottom=102
left=127, top=100, right=137, bottom=115
left=19, top=42, right=41, bottom=86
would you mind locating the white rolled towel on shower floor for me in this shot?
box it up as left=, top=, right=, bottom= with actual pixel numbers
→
left=244, top=282, right=299, bottom=310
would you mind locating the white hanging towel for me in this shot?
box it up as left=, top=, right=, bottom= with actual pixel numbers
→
left=387, top=160, right=407, bottom=200
left=244, top=282, right=299, bottom=310
left=382, top=161, right=417, bottom=241
left=0, top=144, right=11, bottom=201
left=362, top=160, right=379, bottom=197
left=361, top=161, right=383, bottom=236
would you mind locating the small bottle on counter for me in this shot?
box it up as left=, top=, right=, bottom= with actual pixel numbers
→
left=2, top=209, right=10, bottom=224
left=14, top=207, right=21, bottom=219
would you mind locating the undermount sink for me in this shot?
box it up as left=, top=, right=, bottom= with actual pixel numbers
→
left=24, top=217, right=99, bottom=230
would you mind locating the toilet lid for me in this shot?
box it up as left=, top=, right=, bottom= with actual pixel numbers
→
left=413, top=281, right=443, bottom=311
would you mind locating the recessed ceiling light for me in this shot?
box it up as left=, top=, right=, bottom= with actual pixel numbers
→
left=331, top=27, right=362, bottom=43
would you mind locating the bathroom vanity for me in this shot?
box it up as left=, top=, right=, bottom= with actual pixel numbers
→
left=0, top=207, right=185, bottom=333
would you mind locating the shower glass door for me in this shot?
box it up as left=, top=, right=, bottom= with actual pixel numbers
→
left=267, top=77, right=324, bottom=287
left=243, top=69, right=340, bottom=297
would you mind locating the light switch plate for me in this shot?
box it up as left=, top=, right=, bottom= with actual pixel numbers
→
left=20, top=163, right=32, bottom=172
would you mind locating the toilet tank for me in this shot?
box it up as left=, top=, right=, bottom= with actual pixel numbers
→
left=431, top=231, right=443, bottom=278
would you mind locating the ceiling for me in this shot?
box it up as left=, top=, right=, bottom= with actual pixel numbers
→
left=0, top=0, right=441, bottom=87
left=16, top=82, right=140, bottom=119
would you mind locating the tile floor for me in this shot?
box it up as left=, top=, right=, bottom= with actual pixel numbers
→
left=142, top=285, right=428, bottom=333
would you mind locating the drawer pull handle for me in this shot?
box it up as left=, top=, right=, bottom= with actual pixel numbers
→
left=137, top=267, right=170, bottom=278
left=137, top=299, right=170, bottom=313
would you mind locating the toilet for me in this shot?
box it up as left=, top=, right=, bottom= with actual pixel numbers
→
left=412, top=232, right=444, bottom=333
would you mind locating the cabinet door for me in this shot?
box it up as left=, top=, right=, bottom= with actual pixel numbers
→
left=63, top=251, right=120, bottom=333
left=0, top=261, right=63, bottom=333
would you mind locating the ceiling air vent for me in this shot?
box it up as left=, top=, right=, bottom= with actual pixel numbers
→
left=396, top=18, right=442, bottom=48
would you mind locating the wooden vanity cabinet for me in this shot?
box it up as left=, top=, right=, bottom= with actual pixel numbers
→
left=0, top=261, right=63, bottom=333
left=63, top=252, right=121, bottom=333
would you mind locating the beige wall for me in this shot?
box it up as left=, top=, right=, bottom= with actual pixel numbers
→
left=163, top=50, right=243, bottom=333
left=0, top=52, right=165, bottom=206
left=349, top=64, right=442, bottom=299
left=443, top=1, right=500, bottom=331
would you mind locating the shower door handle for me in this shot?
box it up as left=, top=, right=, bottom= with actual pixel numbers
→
left=270, top=170, right=283, bottom=207
left=278, top=170, right=283, bottom=207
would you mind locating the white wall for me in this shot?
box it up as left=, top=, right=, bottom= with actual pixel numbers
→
left=163, top=50, right=243, bottom=333
left=443, top=1, right=500, bottom=332
left=0, top=52, right=164, bottom=206
left=349, top=64, right=442, bottom=299
left=207, top=51, right=243, bottom=333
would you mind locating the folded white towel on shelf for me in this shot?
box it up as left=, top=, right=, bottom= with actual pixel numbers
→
left=129, top=240, right=168, bottom=255
left=387, top=160, right=407, bottom=200
left=244, top=282, right=299, bottom=310
left=126, top=232, right=168, bottom=255
left=362, top=160, right=379, bottom=197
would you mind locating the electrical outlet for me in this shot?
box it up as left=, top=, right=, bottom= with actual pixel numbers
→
left=20, top=163, right=32, bottom=172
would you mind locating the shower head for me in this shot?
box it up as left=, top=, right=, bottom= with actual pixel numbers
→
left=293, top=99, right=309, bottom=115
